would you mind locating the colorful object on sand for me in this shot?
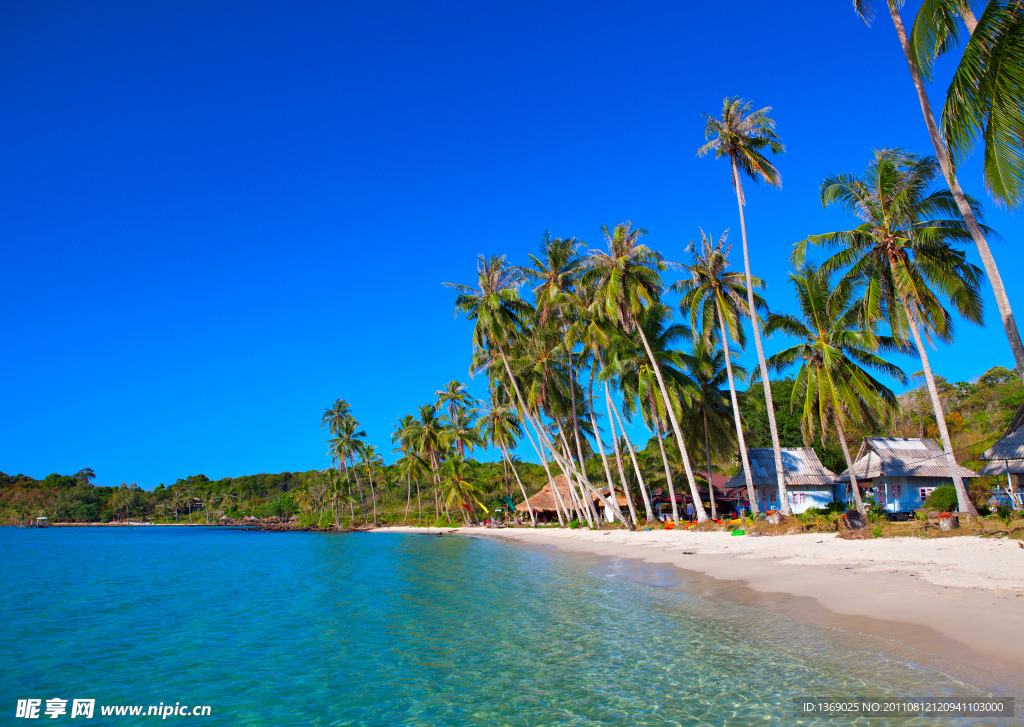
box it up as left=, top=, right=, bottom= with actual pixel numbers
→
left=731, top=529, right=745, bottom=536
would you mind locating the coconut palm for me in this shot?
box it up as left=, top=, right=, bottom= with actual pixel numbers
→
left=440, top=456, right=486, bottom=525
left=391, top=414, right=417, bottom=523
left=442, top=407, right=484, bottom=460
left=583, top=222, right=710, bottom=522
left=520, top=231, right=585, bottom=324
left=698, top=98, right=790, bottom=514
left=854, top=0, right=1024, bottom=379
left=673, top=229, right=767, bottom=514
left=609, top=303, right=693, bottom=524
left=321, top=398, right=351, bottom=435
left=327, top=417, right=366, bottom=519
left=396, top=452, right=430, bottom=525
left=797, top=148, right=986, bottom=515
left=436, top=381, right=476, bottom=419
left=357, top=442, right=383, bottom=525
left=762, top=265, right=907, bottom=516
left=412, top=403, right=448, bottom=520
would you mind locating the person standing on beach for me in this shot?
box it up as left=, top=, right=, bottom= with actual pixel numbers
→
left=686, top=502, right=696, bottom=523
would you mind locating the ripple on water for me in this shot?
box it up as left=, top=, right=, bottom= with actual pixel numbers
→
left=1, top=528, right=1017, bottom=726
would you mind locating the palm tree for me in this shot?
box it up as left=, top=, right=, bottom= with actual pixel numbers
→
left=762, top=265, right=907, bottom=516
left=442, top=407, right=484, bottom=460
left=477, top=393, right=536, bottom=526
left=688, top=338, right=743, bottom=520
left=327, top=417, right=366, bottom=519
left=674, top=229, right=767, bottom=514
left=797, top=148, right=986, bottom=515
left=698, top=98, right=790, bottom=514
left=436, top=381, right=476, bottom=419
left=447, top=255, right=626, bottom=527
left=358, top=442, right=382, bottom=525
left=853, top=0, right=1024, bottom=380
left=609, top=304, right=693, bottom=524
left=440, top=456, right=486, bottom=525
left=321, top=398, right=351, bottom=436
left=583, top=222, right=710, bottom=522
left=412, top=403, right=448, bottom=520
left=391, top=414, right=417, bottom=523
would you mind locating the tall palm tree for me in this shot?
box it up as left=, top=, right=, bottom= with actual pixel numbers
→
left=853, top=0, right=1024, bottom=379
left=392, top=414, right=417, bottom=524
left=328, top=417, right=365, bottom=519
left=762, top=265, right=907, bottom=516
left=698, top=98, right=790, bottom=514
left=442, top=407, right=484, bottom=460
left=447, top=255, right=626, bottom=527
left=609, top=304, right=693, bottom=524
left=436, top=381, right=476, bottom=419
left=797, top=148, right=986, bottom=515
left=358, top=442, right=382, bottom=525
left=321, top=398, right=351, bottom=436
left=412, top=403, right=447, bottom=520
left=674, top=229, right=767, bottom=514
left=583, top=222, right=710, bottom=522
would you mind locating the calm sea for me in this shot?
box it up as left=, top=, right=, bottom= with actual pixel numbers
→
left=1, top=527, right=1017, bottom=726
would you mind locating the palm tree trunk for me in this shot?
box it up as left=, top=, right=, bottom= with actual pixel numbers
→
left=567, top=360, right=602, bottom=528
left=352, top=464, right=367, bottom=521
left=730, top=158, right=790, bottom=515
left=610, top=399, right=654, bottom=522
left=366, top=466, right=378, bottom=525
left=901, top=299, right=978, bottom=515
left=702, top=409, right=717, bottom=520
left=715, top=300, right=759, bottom=514
left=416, top=477, right=423, bottom=525
left=404, top=473, right=412, bottom=524
left=835, top=422, right=867, bottom=516
left=342, top=461, right=356, bottom=518
left=887, top=4, right=1024, bottom=382
left=538, top=437, right=569, bottom=525
left=496, top=346, right=631, bottom=528
left=654, top=414, right=679, bottom=524
left=502, top=441, right=536, bottom=526
left=635, top=325, right=712, bottom=521
left=556, top=422, right=596, bottom=527
left=604, top=377, right=640, bottom=526
left=587, top=364, right=628, bottom=526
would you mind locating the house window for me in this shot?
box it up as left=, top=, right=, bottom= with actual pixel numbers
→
left=792, top=492, right=805, bottom=505
left=919, top=487, right=935, bottom=501
left=770, top=490, right=777, bottom=502
left=892, top=484, right=902, bottom=498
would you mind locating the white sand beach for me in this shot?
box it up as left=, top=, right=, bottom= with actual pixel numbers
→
left=376, top=525, right=1024, bottom=684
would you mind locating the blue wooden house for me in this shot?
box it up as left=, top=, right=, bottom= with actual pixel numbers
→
left=724, top=447, right=839, bottom=514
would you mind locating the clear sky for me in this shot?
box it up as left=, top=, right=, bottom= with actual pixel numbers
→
left=2, top=0, right=1020, bottom=488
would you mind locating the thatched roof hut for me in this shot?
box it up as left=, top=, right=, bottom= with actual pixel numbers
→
left=516, top=475, right=572, bottom=513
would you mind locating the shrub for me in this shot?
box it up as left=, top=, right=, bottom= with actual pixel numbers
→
left=997, top=503, right=1014, bottom=522
left=569, top=519, right=580, bottom=530
left=923, top=485, right=959, bottom=513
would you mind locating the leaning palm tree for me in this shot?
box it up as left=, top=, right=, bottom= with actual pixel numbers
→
left=854, top=0, right=1024, bottom=379
left=583, top=222, right=709, bottom=522
left=698, top=98, right=790, bottom=514
left=796, top=148, right=987, bottom=515
left=762, top=265, right=907, bottom=516
left=447, top=255, right=626, bottom=527
left=673, top=229, right=767, bottom=514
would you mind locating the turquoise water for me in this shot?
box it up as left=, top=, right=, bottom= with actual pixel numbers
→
left=1, top=528, right=1017, bottom=726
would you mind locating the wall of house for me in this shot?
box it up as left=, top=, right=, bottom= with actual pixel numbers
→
left=757, top=485, right=833, bottom=514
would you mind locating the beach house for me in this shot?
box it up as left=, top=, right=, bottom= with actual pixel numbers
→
left=976, top=404, right=1024, bottom=508
left=724, top=447, right=839, bottom=514
left=836, top=437, right=978, bottom=517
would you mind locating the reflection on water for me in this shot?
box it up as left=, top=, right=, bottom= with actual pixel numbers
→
left=1, top=528, right=1017, bottom=726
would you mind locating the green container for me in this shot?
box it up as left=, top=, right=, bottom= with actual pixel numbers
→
left=730, top=529, right=745, bottom=536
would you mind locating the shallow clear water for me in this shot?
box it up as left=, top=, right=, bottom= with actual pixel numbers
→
left=1, top=528, right=1017, bottom=726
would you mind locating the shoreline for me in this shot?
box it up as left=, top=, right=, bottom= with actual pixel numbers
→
left=375, top=525, right=1024, bottom=693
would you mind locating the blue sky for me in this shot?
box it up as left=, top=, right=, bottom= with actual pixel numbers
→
left=2, top=0, right=1020, bottom=488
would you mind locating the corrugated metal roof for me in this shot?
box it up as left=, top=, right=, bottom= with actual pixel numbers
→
left=979, top=403, right=1024, bottom=461
left=837, top=437, right=977, bottom=481
left=977, top=458, right=1024, bottom=475
left=724, top=447, right=838, bottom=489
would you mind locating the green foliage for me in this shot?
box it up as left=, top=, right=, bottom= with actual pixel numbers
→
left=872, top=525, right=883, bottom=538
left=924, top=484, right=959, bottom=513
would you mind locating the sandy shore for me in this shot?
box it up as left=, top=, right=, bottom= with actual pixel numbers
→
left=375, top=525, right=1024, bottom=687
